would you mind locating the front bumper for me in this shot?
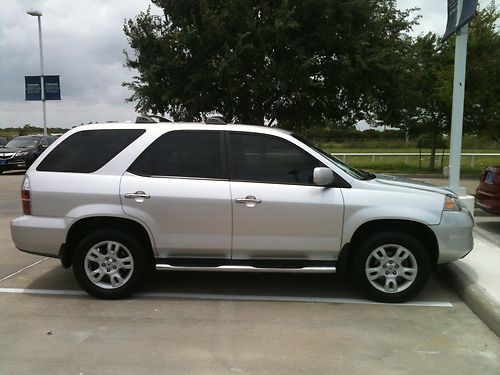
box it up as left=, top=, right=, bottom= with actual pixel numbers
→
left=0, top=157, right=28, bottom=171
left=431, top=210, right=474, bottom=264
left=10, top=215, right=67, bottom=258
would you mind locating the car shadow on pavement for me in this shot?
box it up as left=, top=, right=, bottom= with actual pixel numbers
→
left=22, top=264, right=450, bottom=303
left=141, top=271, right=364, bottom=300
left=24, top=264, right=365, bottom=300
left=25, top=265, right=80, bottom=291
left=437, top=262, right=479, bottom=286
left=476, top=221, right=500, bottom=235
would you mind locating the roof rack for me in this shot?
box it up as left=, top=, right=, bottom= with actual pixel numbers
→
left=203, top=115, right=226, bottom=125
left=135, top=114, right=172, bottom=124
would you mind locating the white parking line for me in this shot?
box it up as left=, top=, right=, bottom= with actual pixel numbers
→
left=0, top=287, right=453, bottom=307
left=0, top=258, right=49, bottom=283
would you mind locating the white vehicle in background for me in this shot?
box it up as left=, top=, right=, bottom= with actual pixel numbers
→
left=11, top=121, right=474, bottom=302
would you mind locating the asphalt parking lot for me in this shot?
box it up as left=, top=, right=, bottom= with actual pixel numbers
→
left=1, top=172, right=499, bottom=374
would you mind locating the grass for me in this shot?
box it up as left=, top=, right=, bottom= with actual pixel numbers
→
left=320, top=146, right=500, bottom=175
left=0, top=130, right=21, bottom=139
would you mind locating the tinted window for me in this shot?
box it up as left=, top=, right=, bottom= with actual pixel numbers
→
left=6, top=136, right=38, bottom=148
left=40, top=138, right=49, bottom=147
left=37, top=129, right=145, bottom=173
left=47, top=135, right=60, bottom=145
left=293, top=134, right=370, bottom=180
left=128, top=131, right=223, bottom=179
left=230, top=133, right=324, bottom=185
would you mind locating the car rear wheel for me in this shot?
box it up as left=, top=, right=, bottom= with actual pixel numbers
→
left=73, top=229, right=147, bottom=299
left=353, top=232, right=430, bottom=303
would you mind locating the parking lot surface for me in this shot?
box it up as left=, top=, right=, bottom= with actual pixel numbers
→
left=1, top=173, right=499, bottom=374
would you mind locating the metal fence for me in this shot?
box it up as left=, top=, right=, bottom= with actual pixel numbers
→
left=331, top=153, right=500, bottom=168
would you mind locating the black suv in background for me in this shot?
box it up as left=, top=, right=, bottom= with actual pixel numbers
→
left=0, top=135, right=57, bottom=174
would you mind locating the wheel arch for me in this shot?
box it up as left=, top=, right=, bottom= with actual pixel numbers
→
left=62, top=216, right=154, bottom=268
left=340, top=219, right=439, bottom=272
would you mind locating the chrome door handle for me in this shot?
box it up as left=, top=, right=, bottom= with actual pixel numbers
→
left=235, top=195, right=262, bottom=204
left=124, top=191, right=151, bottom=199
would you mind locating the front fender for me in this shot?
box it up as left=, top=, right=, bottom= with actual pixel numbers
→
left=341, top=188, right=443, bottom=247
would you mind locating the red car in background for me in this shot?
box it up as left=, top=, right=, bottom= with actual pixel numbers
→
left=476, top=166, right=500, bottom=215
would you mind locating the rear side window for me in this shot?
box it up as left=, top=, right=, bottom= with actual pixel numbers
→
left=128, top=131, right=223, bottom=179
left=37, top=129, right=145, bottom=173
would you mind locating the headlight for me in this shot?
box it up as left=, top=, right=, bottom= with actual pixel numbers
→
left=443, top=195, right=461, bottom=211
left=16, top=151, right=29, bottom=157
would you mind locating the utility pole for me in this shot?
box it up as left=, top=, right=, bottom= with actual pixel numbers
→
left=27, top=9, right=48, bottom=136
left=448, top=0, right=468, bottom=195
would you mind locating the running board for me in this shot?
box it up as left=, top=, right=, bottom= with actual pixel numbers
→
left=156, top=264, right=336, bottom=274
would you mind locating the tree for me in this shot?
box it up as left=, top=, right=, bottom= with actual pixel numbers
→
left=462, top=4, right=500, bottom=140
left=402, top=5, right=500, bottom=170
left=404, top=33, right=453, bottom=170
left=123, top=0, right=416, bottom=127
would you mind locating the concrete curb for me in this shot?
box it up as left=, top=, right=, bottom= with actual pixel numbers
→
left=439, top=263, right=500, bottom=337
left=473, top=223, right=500, bottom=247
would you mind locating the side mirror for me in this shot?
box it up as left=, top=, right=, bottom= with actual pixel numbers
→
left=313, top=167, right=334, bottom=186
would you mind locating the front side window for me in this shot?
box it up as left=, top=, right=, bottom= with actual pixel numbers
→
left=292, top=134, right=374, bottom=180
left=128, top=131, right=223, bottom=179
left=229, top=132, right=324, bottom=185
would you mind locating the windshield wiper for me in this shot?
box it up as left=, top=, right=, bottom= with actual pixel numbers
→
left=361, top=170, right=376, bottom=180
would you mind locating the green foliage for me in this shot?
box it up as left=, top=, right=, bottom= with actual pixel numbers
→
left=0, top=124, right=68, bottom=138
left=404, top=33, right=452, bottom=138
left=461, top=133, right=498, bottom=149
left=463, top=4, right=500, bottom=140
left=320, top=149, right=500, bottom=175
left=122, top=0, right=500, bottom=163
left=123, top=0, right=416, bottom=126
left=397, top=5, right=500, bottom=170
left=297, top=126, right=406, bottom=143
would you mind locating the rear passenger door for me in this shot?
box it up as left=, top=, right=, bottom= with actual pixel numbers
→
left=121, top=130, right=232, bottom=259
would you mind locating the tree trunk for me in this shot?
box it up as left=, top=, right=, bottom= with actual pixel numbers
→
left=428, top=131, right=437, bottom=171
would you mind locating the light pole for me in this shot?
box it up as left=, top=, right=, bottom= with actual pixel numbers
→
left=448, top=0, right=468, bottom=196
left=27, top=9, right=47, bottom=136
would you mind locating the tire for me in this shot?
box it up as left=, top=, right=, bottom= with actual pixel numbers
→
left=353, top=232, right=430, bottom=303
left=73, top=229, right=148, bottom=299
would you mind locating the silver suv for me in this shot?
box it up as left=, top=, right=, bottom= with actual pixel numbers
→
left=11, top=123, right=474, bottom=302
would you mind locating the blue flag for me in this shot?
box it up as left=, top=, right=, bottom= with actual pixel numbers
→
left=44, top=75, right=61, bottom=100
left=25, top=75, right=41, bottom=100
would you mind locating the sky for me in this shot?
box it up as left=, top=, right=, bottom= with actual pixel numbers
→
left=0, top=0, right=493, bottom=129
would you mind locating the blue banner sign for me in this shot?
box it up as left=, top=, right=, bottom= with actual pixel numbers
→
left=443, top=0, right=459, bottom=41
left=25, top=75, right=41, bottom=100
left=457, top=0, right=479, bottom=30
left=25, top=75, right=61, bottom=100
left=443, top=0, right=478, bottom=41
left=44, top=75, right=61, bottom=100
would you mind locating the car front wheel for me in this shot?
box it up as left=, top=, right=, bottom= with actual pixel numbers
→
left=353, top=232, right=430, bottom=303
left=73, top=229, right=147, bottom=299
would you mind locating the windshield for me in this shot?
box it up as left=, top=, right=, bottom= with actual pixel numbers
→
left=292, top=134, right=375, bottom=180
left=5, top=137, right=38, bottom=148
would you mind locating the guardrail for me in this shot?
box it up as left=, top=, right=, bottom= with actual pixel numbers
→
left=331, top=153, right=500, bottom=168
